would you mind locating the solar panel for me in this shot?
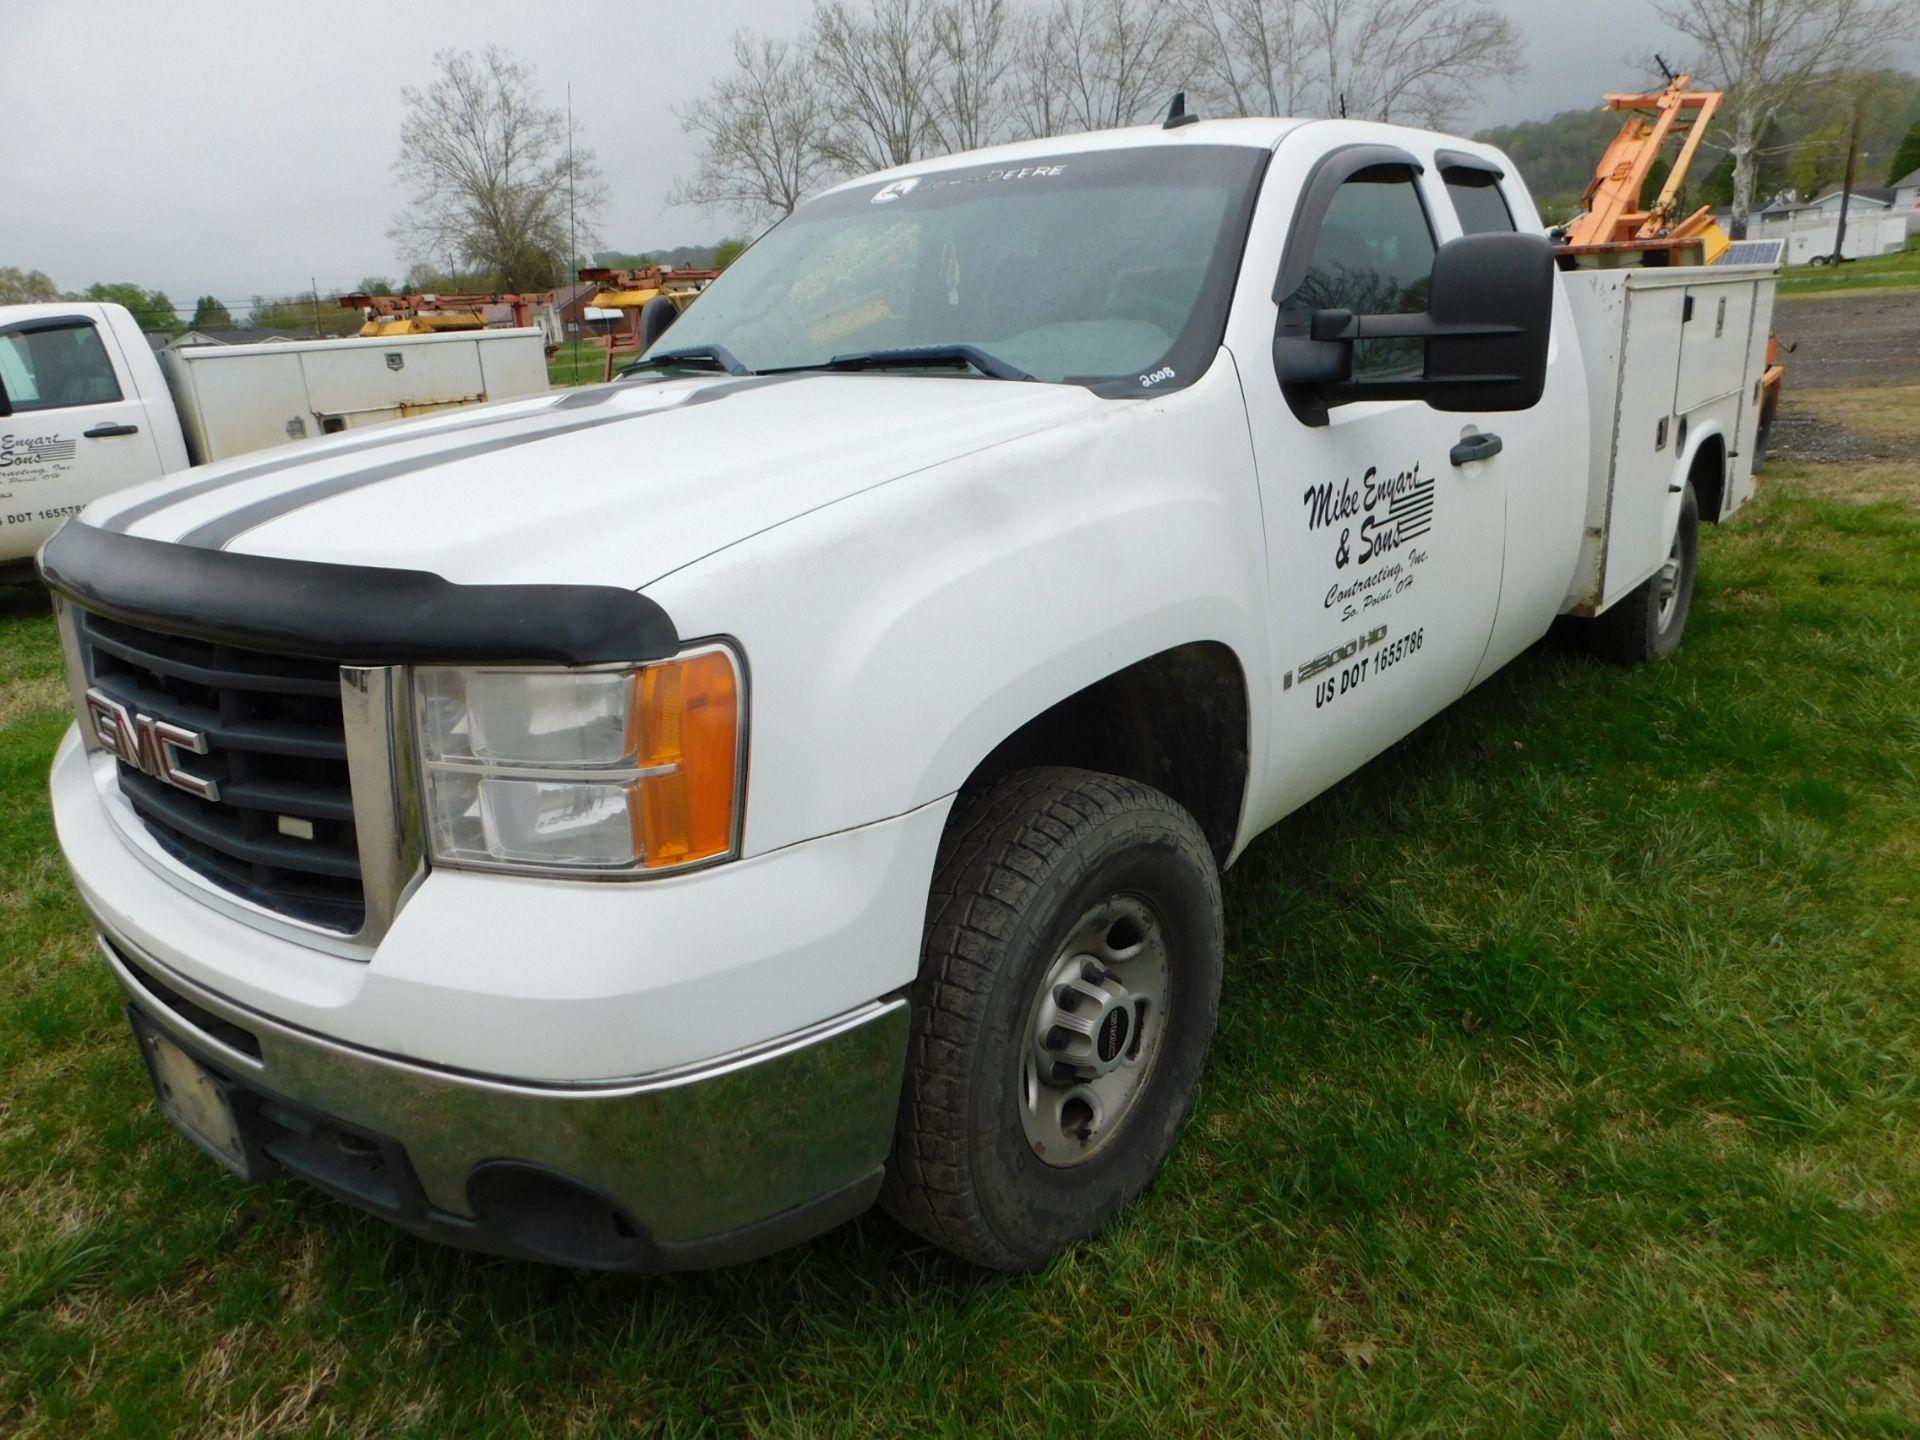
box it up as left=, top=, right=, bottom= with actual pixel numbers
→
left=1717, top=239, right=1785, bottom=267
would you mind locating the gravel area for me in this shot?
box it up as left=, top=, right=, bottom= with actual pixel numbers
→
left=1772, top=291, right=1920, bottom=389
left=1767, top=291, right=1920, bottom=466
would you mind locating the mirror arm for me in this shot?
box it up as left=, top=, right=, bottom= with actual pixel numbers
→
left=1309, top=309, right=1524, bottom=343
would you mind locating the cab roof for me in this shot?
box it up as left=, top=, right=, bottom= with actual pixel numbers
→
left=818, top=116, right=1316, bottom=200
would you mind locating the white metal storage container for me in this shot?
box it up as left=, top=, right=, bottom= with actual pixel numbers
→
left=157, top=328, right=549, bottom=464
left=1559, top=263, right=1778, bottom=615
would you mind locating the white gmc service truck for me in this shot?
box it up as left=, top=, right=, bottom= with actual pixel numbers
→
left=43, top=118, right=1777, bottom=1272
left=0, top=304, right=547, bottom=582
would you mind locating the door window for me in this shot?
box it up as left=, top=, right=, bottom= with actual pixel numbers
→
left=0, top=322, right=124, bottom=412
left=1280, top=165, right=1436, bottom=378
left=1443, top=168, right=1516, bottom=234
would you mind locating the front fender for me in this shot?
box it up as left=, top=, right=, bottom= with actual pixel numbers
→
left=646, top=363, right=1271, bottom=859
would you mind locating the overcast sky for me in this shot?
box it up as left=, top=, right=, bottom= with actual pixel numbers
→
left=5, top=0, right=1914, bottom=316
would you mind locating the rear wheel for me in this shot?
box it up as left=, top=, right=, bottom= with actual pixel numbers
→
left=882, top=767, right=1223, bottom=1270
left=1583, top=482, right=1699, bottom=665
left=1752, top=401, right=1776, bottom=472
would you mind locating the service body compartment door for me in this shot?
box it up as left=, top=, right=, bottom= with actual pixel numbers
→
left=300, top=337, right=486, bottom=431
left=1675, top=282, right=1754, bottom=414
left=0, top=313, right=167, bottom=563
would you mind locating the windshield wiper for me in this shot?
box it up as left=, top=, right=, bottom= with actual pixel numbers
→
left=619, top=343, right=753, bottom=378
left=782, top=344, right=1033, bottom=382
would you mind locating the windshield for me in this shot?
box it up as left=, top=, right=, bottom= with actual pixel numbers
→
left=647, top=145, right=1268, bottom=394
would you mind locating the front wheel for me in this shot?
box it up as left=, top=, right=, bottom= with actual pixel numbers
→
left=881, top=767, right=1223, bottom=1270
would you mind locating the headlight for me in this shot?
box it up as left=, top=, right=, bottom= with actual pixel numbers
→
left=414, top=646, right=743, bottom=876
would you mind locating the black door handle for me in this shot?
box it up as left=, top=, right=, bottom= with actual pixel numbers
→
left=1450, top=432, right=1502, bottom=466
left=84, top=422, right=140, bottom=438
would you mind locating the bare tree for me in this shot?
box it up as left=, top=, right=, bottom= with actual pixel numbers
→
left=1176, top=0, right=1307, bottom=118
left=390, top=47, right=605, bottom=290
left=813, top=0, right=951, bottom=170
left=932, top=0, right=1019, bottom=150
left=1653, top=0, right=1918, bottom=238
left=1294, top=0, right=1521, bottom=128
left=670, top=33, right=837, bottom=222
left=1015, top=0, right=1190, bottom=136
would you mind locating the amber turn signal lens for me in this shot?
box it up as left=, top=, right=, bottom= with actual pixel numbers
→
left=635, top=650, right=741, bottom=867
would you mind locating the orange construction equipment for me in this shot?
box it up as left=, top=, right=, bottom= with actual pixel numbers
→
left=1558, top=65, right=1787, bottom=459
left=338, top=292, right=553, bottom=338
left=577, top=266, right=722, bottom=380
left=1560, top=72, right=1730, bottom=266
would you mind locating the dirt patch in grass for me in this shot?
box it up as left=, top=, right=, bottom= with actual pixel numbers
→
left=1766, top=460, right=1920, bottom=509
left=1771, top=385, right=1920, bottom=466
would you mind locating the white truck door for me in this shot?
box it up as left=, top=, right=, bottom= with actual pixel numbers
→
left=0, top=312, right=168, bottom=564
left=1235, top=152, right=1508, bottom=815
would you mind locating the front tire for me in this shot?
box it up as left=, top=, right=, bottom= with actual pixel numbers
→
left=882, top=767, right=1223, bottom=1270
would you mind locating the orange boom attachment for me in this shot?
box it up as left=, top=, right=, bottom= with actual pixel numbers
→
left=1559, top=73, right=1729, bottom=267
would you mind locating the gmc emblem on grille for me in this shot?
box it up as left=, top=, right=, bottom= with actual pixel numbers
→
left=84, top=687, right=221, bottom=802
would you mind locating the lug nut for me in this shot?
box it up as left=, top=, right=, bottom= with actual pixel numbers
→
left=1054, top=987, right=1082, bottom=1013
left=1049, top=1062, right=1085, bottom=1085
left=1045, top=1025, right=1074, bottom=1052
left=1082, top=961, right=1111, bottom=985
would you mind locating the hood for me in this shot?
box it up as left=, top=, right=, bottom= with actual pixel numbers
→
left=87, top=373, right=1104, bottom=589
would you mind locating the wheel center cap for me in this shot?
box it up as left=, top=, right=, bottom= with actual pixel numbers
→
left=1096, top=1005, right=1130, bottom=1063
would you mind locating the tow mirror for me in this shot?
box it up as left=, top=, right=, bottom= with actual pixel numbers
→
left=639, top=295, right=681, bottom=350
left=1274, top=231, right=1555, bottom=425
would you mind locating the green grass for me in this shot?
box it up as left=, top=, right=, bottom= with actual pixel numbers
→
left=547, top=340, right=629, bottom=388
left=3, top=465, right=1920, bottom=1436
left=1776, top=235, right=1920, bottom=296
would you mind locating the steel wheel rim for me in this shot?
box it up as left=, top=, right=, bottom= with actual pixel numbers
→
left=1018, top=893, right=1171, bottom=1168
left=1655, top=534, right=1684, bottom=632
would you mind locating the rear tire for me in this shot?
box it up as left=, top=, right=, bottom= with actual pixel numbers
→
left=1583, top=482, right=1699, bottom=665
left=881, top=766, right=1223, bottom=1271
left=1752, top=403, right=1775, bottom=472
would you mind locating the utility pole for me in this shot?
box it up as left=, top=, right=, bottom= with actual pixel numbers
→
left=1832, top=93, right=1864, bottom=265
left=310, top=276, right=321, bottom=335
left=568, top=82, right=578, bottom=292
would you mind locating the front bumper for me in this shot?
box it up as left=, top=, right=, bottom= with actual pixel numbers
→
left=102, top=921, right=908, bottom=1269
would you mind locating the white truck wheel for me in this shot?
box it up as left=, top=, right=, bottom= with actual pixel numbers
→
left=881, top=767, right=1223, bottom=1270
left=1584, top=482, right=1701, bottom=665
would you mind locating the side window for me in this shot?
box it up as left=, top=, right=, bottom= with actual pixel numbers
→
left=1280, top=165, right=1436, bottom=378
left=0, top=322, right=124, bottom=413
left=1443, top=168, right=1516, bottom=235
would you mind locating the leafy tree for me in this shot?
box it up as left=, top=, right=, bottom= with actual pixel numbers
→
left=356, top=276, right=397, bottom=296
left=0, top=267, right=61, bottom=304
left=713, top=238, right=749, bottom=269
left=1892, top=118, right=1920, bottom=182
left=390, top=47, right=607, bottom=291
left=246, top=293, right=365, bottom=336
left=190, top=296, right=234, bottom=330
left=84, top=282, right=180, bottom=333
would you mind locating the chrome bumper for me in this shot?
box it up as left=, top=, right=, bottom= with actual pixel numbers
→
left=100, top=922, right=909, bottom=1270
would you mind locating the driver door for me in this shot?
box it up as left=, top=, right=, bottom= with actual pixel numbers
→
left=1239, top=155, right=1508, bottom=814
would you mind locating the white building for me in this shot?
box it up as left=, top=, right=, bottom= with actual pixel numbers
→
left=1752, top=186, right=1909, bottom=264
left=1891, top=168, right=1920, bottom=235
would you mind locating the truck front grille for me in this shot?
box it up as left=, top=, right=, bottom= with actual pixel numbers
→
left=76, top=610, right=366, bottom=932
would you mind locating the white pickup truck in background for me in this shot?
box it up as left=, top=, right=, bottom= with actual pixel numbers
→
left=42, top=116, right=1777, bottom=1273
left=0, top=303, right=548, bottom=581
